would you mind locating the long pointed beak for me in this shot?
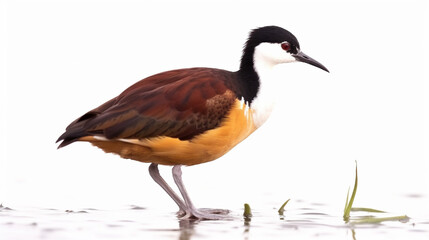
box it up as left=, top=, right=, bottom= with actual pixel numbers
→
left=293, top=51, right=329, bottom=72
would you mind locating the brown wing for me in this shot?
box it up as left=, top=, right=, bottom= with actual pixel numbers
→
left=57, top=68, right=238, bottom=148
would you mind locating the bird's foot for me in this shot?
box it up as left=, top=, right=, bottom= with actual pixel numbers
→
left=177, top=208, right=231, bottom=220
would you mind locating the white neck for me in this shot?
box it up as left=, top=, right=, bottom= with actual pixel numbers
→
left=250, top=46, right=280, bottom=128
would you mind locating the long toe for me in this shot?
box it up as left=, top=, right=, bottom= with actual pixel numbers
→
left=198, top=208, right=230, bottom=215
left=176, top=209, right=187, bottom=218
left=179, top=208, right=232, bottom=220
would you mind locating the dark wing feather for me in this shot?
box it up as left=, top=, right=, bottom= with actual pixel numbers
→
left=57, top=68, right=238, bottom=148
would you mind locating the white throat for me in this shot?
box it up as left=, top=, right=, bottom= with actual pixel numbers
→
left=250, top=43, right=291, bottom=128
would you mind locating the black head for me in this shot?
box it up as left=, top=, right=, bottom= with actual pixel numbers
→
left=240, top=26, right=329, bottom=72
left=245, top=26, right=300, bottom=54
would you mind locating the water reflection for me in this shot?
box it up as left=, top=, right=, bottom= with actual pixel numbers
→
left=351, top=229, right=357, bottom=240
left=243, top=217, right=251, bottom=240
left=175, top=213, right=253, bottom=240
left=178, top=219, right=198, bottom=240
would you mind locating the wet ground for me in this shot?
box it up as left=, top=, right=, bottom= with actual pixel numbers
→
left=1, top=199, right=428, bottom=240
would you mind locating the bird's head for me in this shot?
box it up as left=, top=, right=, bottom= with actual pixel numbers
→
left=241, top=26, right=329, bottom=72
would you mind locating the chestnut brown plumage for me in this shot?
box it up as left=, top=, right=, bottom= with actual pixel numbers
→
left=57, top=68, right=239, bottom=147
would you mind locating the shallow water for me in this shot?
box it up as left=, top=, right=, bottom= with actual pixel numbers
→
left=1, top=200, right=428, bottom=240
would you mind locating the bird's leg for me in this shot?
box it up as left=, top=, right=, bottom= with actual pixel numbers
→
left=148, top=163, right=187, bottom=216
left=172, top=165, right=197, bottom=216
left=172, top=165, right=230, bottom=220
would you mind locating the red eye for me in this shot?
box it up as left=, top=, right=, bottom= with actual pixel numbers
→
left=281, top=42, right=291, bottom=52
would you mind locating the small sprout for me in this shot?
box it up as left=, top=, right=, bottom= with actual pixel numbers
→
left=243, top=203, right=252, bottom=219
left=343, top=161, right=358, bottom=222
left=278, top=199, right=290, bottom=215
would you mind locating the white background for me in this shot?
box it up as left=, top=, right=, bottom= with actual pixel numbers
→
left=1, top=0, right=428, bottom=218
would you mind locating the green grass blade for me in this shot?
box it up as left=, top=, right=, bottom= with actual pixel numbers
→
left=344, top=187, right=350, bottom=213
left=343, top=161, right=358, bottom=221
left=352, top=215, right=410, bottom=224
left=278, top=199, right=290, bottom=215
left=351, top=207, right=385, bottom=213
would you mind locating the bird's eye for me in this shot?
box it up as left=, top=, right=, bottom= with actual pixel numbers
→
left=281, top=42, right=291, bottom=52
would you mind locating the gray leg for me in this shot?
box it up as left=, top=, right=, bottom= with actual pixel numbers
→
left=172, top=165, right=230, bottom=220
left=172, top=165, right=197, bottom=211
left=148, top=163, right=187, bottom=213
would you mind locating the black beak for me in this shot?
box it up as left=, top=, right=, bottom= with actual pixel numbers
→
left=293, top=51, right=329, bottom=72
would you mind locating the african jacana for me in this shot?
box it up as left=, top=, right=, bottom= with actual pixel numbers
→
left=57, top=26, right=329, bottom=220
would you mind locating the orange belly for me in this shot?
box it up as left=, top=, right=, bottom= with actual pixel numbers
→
left=79, top=99, right=256, bottom=166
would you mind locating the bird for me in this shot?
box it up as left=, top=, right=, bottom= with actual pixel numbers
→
left=56, top=25, right=329, bottom=220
